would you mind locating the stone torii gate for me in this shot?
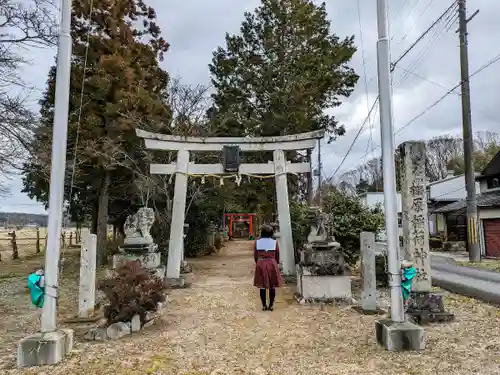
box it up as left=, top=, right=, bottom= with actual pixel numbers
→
left=136, top=128, right=324, bottom=282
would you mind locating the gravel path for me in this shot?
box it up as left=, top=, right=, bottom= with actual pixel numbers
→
left=3, top=240, right=500, bottom=374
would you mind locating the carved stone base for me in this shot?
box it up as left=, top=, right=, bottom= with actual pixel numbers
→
left=118, top=243, right=157, bottom=254
left=406, top=291, right=454, bottom=324
left=112, top=252, right=161, bottom=269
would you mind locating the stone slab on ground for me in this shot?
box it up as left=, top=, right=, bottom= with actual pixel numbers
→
left=375, top=319, right=425, bottom=351
left=298, top=275, right=352, bottom=300
left=406, top=291, right=454, bottom=324
left=17, top=328, right=74, bottom=367
left=83, top=327, right=108, bottom=341
left=106, top=322, right=131, bottom=340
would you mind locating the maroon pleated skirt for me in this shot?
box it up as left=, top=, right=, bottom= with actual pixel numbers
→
left=253, top=258, right=284, bottom=289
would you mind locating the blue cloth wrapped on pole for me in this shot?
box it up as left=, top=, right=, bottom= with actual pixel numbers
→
left=401, top=266, right=417, bottom=301
left=28, top=272, right=44, bottom=308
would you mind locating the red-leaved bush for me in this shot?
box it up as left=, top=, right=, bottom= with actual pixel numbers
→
left=98, top=260, right=167, bottom=325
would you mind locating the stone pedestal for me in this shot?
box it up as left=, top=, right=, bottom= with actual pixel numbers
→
left=296, top=246, right=351, bottom=302
left=375, top=319, right=425, bottom=351
left=17, top=329, right=74, bottom=367
left=113, top=242, right=165, bottom=279
left=406, top=292, right=454, bottom=324
left=296, top=207, right=350, bottom=303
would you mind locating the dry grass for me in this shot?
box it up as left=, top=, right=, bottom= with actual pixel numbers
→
left=456, top=259, right=500, bottom=272
left=0, top=228, right=47, bottom=262
left=1, top=241, right=500, bottom=374
left=0, top=228, right=82, bottom=263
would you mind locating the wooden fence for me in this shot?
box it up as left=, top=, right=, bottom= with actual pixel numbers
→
left=0, top=228, right=82, bottom=261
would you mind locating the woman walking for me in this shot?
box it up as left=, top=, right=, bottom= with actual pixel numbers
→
left=253, top=224, right=284, bottom=311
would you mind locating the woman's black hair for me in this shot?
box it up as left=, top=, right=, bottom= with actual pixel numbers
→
left=260, top=224, right=274, bottom=238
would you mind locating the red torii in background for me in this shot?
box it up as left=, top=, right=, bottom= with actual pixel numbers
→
left=223, top=213, right=256, bottom=239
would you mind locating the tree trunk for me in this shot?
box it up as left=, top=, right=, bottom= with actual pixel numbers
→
left=96, top=170, right=110, bottom=266
left=91, top=203, right=98, bottom=234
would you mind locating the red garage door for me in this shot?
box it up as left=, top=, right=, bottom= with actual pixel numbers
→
left=484, top=219, right=500, bottom=258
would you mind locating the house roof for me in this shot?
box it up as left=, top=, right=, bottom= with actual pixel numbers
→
left=433, top=190, right=500, bottom=213
left=427, top=174, right=463, bottom=187
left=477, top=150, right=500, bottom=179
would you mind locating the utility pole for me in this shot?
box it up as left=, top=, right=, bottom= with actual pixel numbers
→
left=40, top=0, right=73, bottom=332
left=458, top=0, right=481, bottom=262
left=316, top=140, right=322, bottom=203
left=17, top=0, right=73, bottom=368
left=376, top=0, right=405, bottom=323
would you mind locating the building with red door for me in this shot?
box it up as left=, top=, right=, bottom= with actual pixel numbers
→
left=435, top=151, right=500, bottom=258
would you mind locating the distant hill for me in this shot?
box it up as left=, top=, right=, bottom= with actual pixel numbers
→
left=0, top=212, right=48, bottom=228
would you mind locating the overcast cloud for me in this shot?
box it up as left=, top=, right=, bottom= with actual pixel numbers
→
left=1, top=0, right=499, bottom=214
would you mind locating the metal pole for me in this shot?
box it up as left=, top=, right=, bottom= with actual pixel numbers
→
left=40, top=0, right=73, bottom=333
left=458, top=0, right=480, bottom=261
left=376, top=0, right=405, bottom=323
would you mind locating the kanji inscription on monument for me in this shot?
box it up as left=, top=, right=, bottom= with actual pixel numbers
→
left=400, top=141, right=431, bottom=291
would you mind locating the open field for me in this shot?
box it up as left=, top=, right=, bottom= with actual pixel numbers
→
left=0, top=228, right=82, bottom=263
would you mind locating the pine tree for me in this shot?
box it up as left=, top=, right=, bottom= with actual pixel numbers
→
left=209, top=0, right=358, bottom=141
left=208, top=0, right=358, bottom=216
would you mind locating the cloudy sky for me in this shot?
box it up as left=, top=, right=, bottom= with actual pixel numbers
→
left=1, top=0, right=500, bottom=214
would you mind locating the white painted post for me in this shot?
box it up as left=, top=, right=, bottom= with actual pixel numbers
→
left=78, top=233, right=97, bottom=318
left=38, top=0, right=73, bottom=334
left=273, top=149, right=295, bottom=276
left=166, top=150, right=189, bottom=279
left=361, top=232, right=376, bottom=312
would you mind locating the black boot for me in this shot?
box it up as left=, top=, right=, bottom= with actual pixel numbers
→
left=268, top=288, right=276, bottom=311
left=259, top=289, right=267, bottom=310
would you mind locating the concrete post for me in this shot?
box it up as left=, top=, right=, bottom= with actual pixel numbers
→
left=78, top=233, right=97, bottom=318
left=273, top=149, right=295, bottom=276
left=17, top=0, right=75, bottom=366
left=400, top=141, right=431, bottom=291
left=361, top=232, right=376, bottom=312
left=166, top=150, right=189, bottom=280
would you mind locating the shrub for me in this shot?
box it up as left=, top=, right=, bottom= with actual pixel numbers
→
left=321, top=186, right=384, bottom=267
left=442, top=241, right=452, bottom=251
left=103, top=237, right=123, bottom=263
left=429, top=236, right=443, bottom=249
left=290, top=202, right=310, bottom=262
left=97, top=261, right=167, bottom=325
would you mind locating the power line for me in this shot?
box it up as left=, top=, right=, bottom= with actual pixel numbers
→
left=355, top=0, right=374, bottom=157
left=391, top=1, right=458, bottom=71
left=329, top=98, right=379, bottom=180
left=332, top=51, right=500, bottom=181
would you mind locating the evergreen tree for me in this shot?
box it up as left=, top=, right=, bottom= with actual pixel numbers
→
left=22, top=0, right=171, bottom=263
left=209, top=0, right=358, bottom=140
left=208, top=0, right=358, bottom=215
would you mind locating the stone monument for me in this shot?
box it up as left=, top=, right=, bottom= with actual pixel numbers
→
left=112, top=207, right=165, bottom=279
left=400, top=141, right=454, bottom=323
left=296, top=207, right=351, bottom=302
